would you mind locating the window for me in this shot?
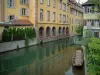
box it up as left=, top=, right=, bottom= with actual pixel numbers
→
left=8, top=15, right=15, bottom=21
left=72, top=26, right=73, bottom=32
left=53, top=12, right=56, bottom=22
left=63, top=15, right=66, bottom=23
left=60, top=0, right=62, bottom=10
left=95, top=20, right=99, bottom=26
left=40, top=0, right=44, bottom=4
left=87, top=6, right=93, bottom=13
left=40, top=9, right=43, bottom=21
left=53, top=0, right=56, bottom=8
left=47, top=11, right=50, bottom=21
left=20, top=0, right=28, bottom=5
left=47, top=0, right=50, bottom=6
left=7, top=0, right=15, bottom=8
left=20, top=8, right=29, bottom=16
left=60, top=14, right=62, bottom=22
left=94, top=32, right=99, bottom=38
left=91, top=20, right=94, bottom=26
left=63, top=3, right=66, bottom=11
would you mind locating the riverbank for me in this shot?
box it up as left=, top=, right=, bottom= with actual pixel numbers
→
left=0, top=38, right=37, bottom=53
left=82, top=46, right=88, bottom=75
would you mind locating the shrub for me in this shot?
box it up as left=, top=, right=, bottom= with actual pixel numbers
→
left=2, top=27, right=36, bottom=42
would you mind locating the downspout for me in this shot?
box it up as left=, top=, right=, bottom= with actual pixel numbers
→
left=34, top=0, right=39, bottom=44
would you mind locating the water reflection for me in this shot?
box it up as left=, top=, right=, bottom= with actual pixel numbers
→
left=0, top=39, right=85, bottom=75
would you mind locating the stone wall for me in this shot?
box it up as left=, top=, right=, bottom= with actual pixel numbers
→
left=0, top=38, right=37, bottom=53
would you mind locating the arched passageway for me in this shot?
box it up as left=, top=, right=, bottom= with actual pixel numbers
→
left=58, top=27, right=62, bottom=35
left=39, top=27, right=44, bottom=37
left=66, top=27, right=69, bottom=36
left=63, top=27, right=65, bottom=35
left=46, top=27, right=51, bottom=37
left=52, top=27, right=56, bottom=36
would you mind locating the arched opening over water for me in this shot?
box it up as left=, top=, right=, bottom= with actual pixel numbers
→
left=66, top=27, right=69, bottom=36
left=58, top=27, right=62, bottom=35
left=63, top=27, right=65, bottom=35
left=46, top=27, right=51, bottom=37
left=39, top=27, right=44, bottom=37
left=52, top=27, right=56, bottom=36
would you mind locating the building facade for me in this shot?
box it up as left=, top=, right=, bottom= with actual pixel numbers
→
left=0, top=0, right=83, bottom=43
left=82, top=0, right=100, bottom=38
left=69, top=0, right=83, bottom=36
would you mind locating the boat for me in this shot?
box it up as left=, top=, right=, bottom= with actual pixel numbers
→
left=72, top=50, right=84, bottom=67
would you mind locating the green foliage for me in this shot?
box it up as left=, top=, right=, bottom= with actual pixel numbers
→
left=87, top=37, right=100, bottom=75
left=75, top=25, right=83, bottom=36
left=2, top=28, right=36, bottom=42
left=85, top=30, right=93, bottom=38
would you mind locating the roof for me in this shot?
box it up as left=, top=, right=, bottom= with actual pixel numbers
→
left=0, top=20, right=33, bottom=26
left=82, top=0, right=94, bottom=6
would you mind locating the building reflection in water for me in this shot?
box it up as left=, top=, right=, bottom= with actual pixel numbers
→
left=0, top=39, right=85, bottom=75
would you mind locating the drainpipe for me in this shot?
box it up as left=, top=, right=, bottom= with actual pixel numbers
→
left=1, top=0, right=5, bottom=22
left=34, top=0, right=39, bottom=44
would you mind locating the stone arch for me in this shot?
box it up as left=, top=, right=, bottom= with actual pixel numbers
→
left=46, top=27, right=51, bottom=37
left=39, top=27, right=44, bottom=37
left=66, top=27, right=69, bottom=36
left=63, top=27, right=65, bottom=35
left=58, top=27, right=62, bottom=35
left=52, top=27, right=56, bottom=36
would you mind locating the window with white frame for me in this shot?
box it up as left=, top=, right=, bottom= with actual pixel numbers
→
left=53, top=12, right=56, bottom=22
left=47, top=11, right=50, bottom=21
left=20, top=8, right=29, bottom=16
left=47, top=0, right=50, bottom=6
left=20, top=0, right=28, bottom=5
left=8, top=15, right=15, bottom=21
left=7, top=0, right=15, bottom=8
left=40, top=9, right=43, bottom=21
left=53, top=0, right=56, bottom=8
left=40, top=0, right=44, bottom=4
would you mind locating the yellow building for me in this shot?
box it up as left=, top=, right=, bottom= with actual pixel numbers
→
left=69, top=0, right=83, bottom=36
left=0, top=0, right=83, bottom=43
left=37, top=0, right=70, bottom=43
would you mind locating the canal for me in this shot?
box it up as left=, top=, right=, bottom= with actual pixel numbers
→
left=0, top=39, right=85, bottom=75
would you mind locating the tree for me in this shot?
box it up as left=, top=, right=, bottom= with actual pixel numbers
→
left=92, top=0, right=100, bottom=12
left=76, top=25, right=83, bottom=36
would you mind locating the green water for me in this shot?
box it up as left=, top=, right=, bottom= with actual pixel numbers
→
left=0, top=39, right=85, bottom=75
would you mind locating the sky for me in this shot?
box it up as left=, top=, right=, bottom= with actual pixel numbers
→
left=76, top=0, right=88, bottom=4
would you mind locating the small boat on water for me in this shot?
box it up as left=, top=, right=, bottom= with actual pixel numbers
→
left=72, top=50, right=84, bottom=67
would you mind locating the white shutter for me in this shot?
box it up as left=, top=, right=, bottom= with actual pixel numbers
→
left=20, top=8, right=22, bottom=16
left=13, top=0, right=15, bottom=8
left=7, top=0, right=10, bottom=8
left=8, top=16, right=10, bottom=22
left=26, top=0, right=29, bottom=4
left=26, top=8, right=29, bottom=16
left=20, top=0, right=22, bottom=4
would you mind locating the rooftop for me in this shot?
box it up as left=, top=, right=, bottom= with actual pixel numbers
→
left=82, top=0, right=94, bottom=6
